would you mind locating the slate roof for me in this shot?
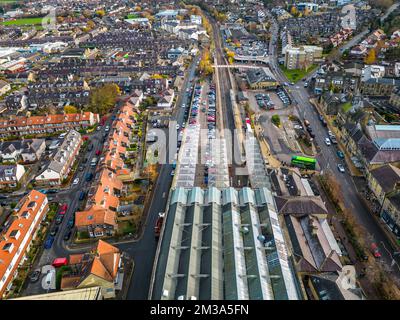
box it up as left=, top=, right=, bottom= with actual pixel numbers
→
left=370, top=164, right=400, bottom=193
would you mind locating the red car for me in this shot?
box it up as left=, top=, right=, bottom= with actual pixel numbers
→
left=52, top=257, right=68, bottom=268
left=95, top=150, right=101, bottom=156
left=371, top=242, right=382, bottom=258
left=59, top=204, right=68, bottom=215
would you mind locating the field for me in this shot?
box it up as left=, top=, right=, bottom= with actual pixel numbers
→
left=280, top=64, right=317, bottom=83
left=2, top=17, right=43, bottom=26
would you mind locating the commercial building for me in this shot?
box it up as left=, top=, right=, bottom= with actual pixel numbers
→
left=151, top=186, right=300, bottom=300
left=0, top=190, right=49, bottom=298
left=246, top=68, right=278, bottom=90
left=35, top=130, right=82, bottom=185
left=284, top=46, right=323, bottom=70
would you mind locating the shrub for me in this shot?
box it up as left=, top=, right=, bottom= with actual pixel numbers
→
left=271, top=115, right=281, bottom=127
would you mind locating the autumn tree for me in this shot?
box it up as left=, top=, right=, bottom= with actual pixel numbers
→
left=364, top=49, right=376, bottom=64
left=63, top=105, right=77, bottom=114
left=290, top=6, right=299, bottom=17
left=95, top=9, right=105, bottom=17
left=199, top=49, right=213, bottom=76
left=88, top=84, right=121, bottom=115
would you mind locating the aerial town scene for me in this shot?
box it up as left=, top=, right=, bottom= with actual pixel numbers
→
left=0, top=0, right=399, bottom=307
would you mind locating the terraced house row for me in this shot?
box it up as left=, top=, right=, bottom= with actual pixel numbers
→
left=0, top=112, right=100, bottom=138
left=75, top=96, right=142, bottom=238
left=0, top=190, right=48, bottom=298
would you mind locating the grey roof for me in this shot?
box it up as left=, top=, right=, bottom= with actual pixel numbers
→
left=152, top=187, right=300, bottom=300
left=246, top=68, right=276, bottom=85
left=370, top=165, right=400, bottom=193
left=274, top=196, right=328, bottom=216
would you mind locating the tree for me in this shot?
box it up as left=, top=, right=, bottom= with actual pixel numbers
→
left=199, top=48, right=213, bottom=76
left=63, top=105, right=77, bottom=114
left=82, top=9, right=91, bottom=19
left=364, top=49, right=376, bottom=64
left=95, top=9, right=105, bottom=17
left=290, top=6, right=299, bottom=17
left=271, top=115, right=281, bottom=127
left=88, top=84, right=121, bottom=115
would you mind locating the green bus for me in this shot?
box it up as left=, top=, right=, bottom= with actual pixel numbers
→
left=291, top=156, right=317, bottom=170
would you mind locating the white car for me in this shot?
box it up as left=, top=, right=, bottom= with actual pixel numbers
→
left=176, top=124, right=180, bottom=130
left=72, top=178, right=79, bottom=185
left=181, top=104, right=186, bottom=108
left=105, top=125, right=110, bottom=132
left=325, top=138, right=331, bottom=146
left=337, top=164, right=345, bottom=173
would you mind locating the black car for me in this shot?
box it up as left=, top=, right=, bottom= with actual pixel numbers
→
left=88, top=144, right=93, bottom=151
left=306, top=126, right=313, bottom=133
left=29, top=270, right=41, bottom=283
left=63, top=230, right=72, bottom=241
left=47, top=189, right=58, bottom=194
left=83, top=158, right=88, bottom=164
left=50, top=226, right=59, bottom=236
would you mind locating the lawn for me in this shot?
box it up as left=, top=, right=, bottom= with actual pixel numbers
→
left=342, top=101, right=352, bottom=113
left=280, top=64, right=318, bottom=83
left=126, top=14, right=139, bottom=19
left=2, top=17, right=43, bottom=26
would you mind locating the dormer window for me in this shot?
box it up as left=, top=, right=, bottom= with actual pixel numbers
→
left=9, top=230, right=20, bottom=240
left=2, top=243, right=14, bottom=253
left=21, top=211, right=30, bottom=219
left=27, top=201, right=36, bottom=209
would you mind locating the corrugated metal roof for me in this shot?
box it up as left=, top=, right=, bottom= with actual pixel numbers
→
left=170, top=187, right=187, bottom=205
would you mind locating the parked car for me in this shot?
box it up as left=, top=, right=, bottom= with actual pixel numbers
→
left=29, top=269, right=41, bottom=283
left=79, top=191, right=86, bottom=201
left=67, top=217, right=74, bottom=228
left=72, top=178, right=79, bottom=185
left=55, top=215, right=64, bottom=225
left=370, top=242, right=382, bottom=258
left=325, top=138, right=331, bottom=146
left=44, top=236, right=55, bottom=249
left=85, top=172, right=93, bottom=182
left=50, top=226, right=59, bottom=236
left=337, top=163, right=345, bottom=173
left=63, top=231, right=72, bottom=241
left=337, top=151, right=345, bottom=159
left=52, top=257, right=68, bottom=268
